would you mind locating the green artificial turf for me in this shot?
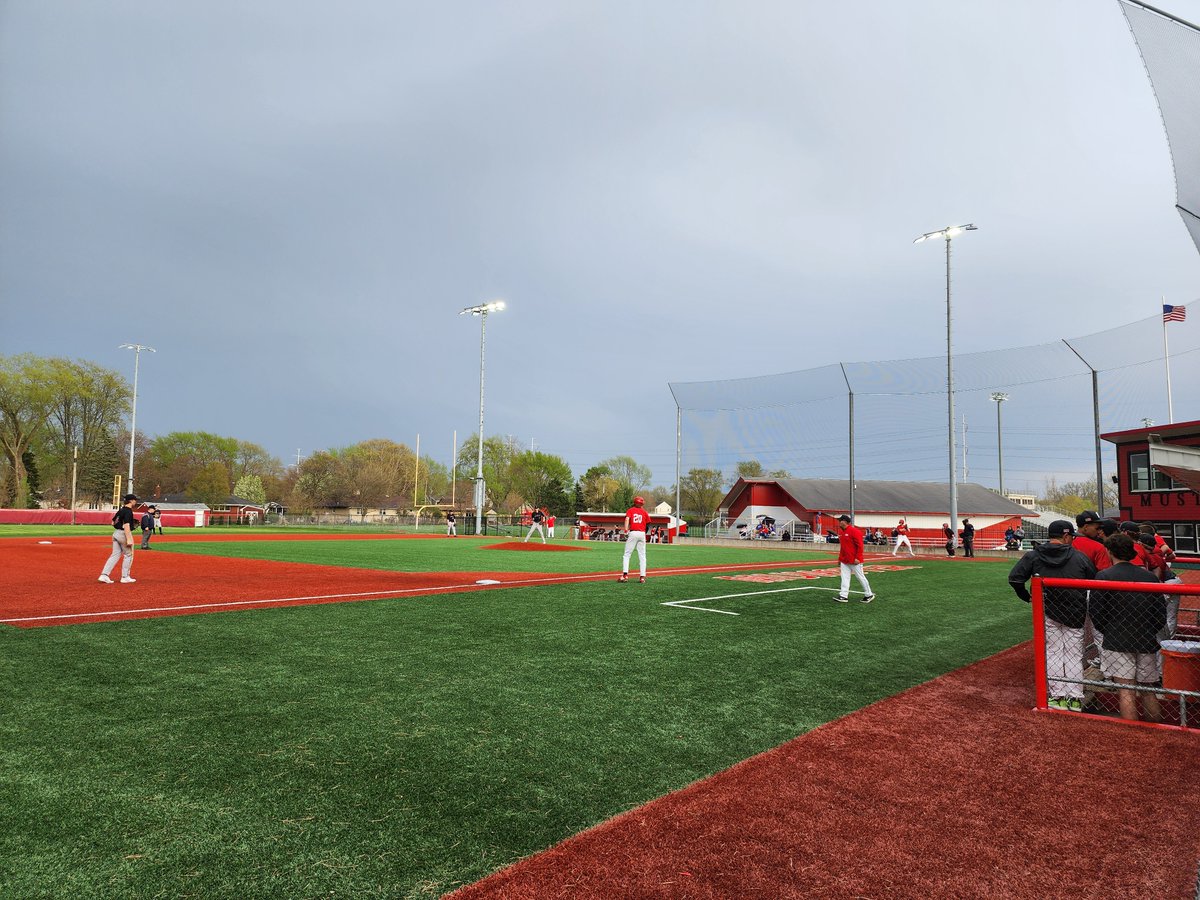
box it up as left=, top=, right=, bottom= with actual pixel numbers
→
left=0, top=542, right=1031, bottom=898
left=159, top=536, right=831, bottom=574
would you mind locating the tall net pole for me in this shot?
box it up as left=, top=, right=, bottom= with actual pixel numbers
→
left=944, top=233, right=959, bottom=549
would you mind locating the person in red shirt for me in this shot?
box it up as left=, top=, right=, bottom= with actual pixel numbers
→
left=834, top=514, right=875, bottom=603
left=1072, top=511, right=1112, bottom=571
left=618, top=496, right=651, bottom=583
left=1118, top=522, right=1153, bottom=568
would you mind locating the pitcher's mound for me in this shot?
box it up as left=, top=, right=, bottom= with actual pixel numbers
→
left=483, top=542, right=584, bottom=552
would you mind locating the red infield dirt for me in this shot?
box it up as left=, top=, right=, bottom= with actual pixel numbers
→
left=0, top=538, right=573, bottom=628
left=0, top=536, right=846, bottom=628
left=452, top=643, right=1200, bottom=899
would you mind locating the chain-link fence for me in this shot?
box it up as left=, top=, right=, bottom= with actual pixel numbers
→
left=1033, top=574, right=1200, bottom=728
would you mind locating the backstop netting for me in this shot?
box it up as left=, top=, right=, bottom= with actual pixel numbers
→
left=669, top=314, right=1200, bottom=503
left=1121, top=0, right=1200, bottom=258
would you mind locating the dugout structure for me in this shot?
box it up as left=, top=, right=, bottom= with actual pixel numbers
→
left=669, top=314, right=1200, bottom=520
left=1033, top=576, right=1200, bottom=730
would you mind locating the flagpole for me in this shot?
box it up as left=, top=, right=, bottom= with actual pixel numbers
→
left=1163, top=297, right=1175, bottom=424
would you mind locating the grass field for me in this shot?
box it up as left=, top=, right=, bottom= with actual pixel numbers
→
left=0, top=534, right=1030, bottom=898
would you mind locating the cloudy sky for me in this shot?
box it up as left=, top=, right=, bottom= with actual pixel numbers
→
left=3, top=0, right=1198, bottom=491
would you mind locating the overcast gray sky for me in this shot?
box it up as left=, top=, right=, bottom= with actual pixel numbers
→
left=3, top=0, right=1198, bottom=490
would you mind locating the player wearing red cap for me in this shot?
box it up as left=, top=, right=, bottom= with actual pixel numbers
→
left=618, top=496, right=650, bottom=583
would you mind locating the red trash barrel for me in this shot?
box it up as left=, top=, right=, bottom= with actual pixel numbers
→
left=1161, top=648, right=1200, bottom=694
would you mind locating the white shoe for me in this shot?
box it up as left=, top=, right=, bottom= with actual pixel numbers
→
left=98, top=574, right=114, bottom=584
left=120, top=576, right=136, bottom=584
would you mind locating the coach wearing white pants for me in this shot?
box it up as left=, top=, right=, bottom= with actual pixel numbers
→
left=834, top=514, right=874, bottom=603
left=618, top=496, right=650, bottom=583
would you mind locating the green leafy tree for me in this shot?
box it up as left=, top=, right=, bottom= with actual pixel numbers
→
left=1041, top=476, right=1116, bottom=518
left=419, top=458, right=451, bottom=506
left=186, top=461, right=231, bottom=509
left=293, top=450, right=352, bottom=510
left=456, top=434, right=520, bottom=512
left=768, top=469, right=791, bottom=479
left=598, top=455, right=652, bottom=494
left=42, top=358, right=131, bottom=501
left=735, top=460, right=764, bottom=480
left=79, top=430, right=121, bottom=502
left=349, top=439, right=416, bottom=511
left=142, top=432, right=282, bottom=496
left=233, top=474, right=267, bottom=506
left=0, top=355, right=56, bottom=508
left=578, top=464, right=619, bottom=511
left=680, top=467, right=725, bottom=518
left=145, top=432, right=238, bottom=494
left=510, top=450, right=573, bottom=512
left=22, top=449, right=42, bottom=508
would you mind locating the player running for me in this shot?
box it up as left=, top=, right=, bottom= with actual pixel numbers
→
left=618, top=496, right=650, bottom=583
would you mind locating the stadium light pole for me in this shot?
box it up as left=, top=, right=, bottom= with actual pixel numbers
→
left=990, top=391, right=1009, bottom=497
left=460, top=301, right=505, bottom=535
left=119, top=343, right=156, bottom=499
left=914, top=224, right=976, bottom=550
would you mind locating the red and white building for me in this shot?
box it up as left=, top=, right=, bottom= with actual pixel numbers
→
left=716, top=478, right=1031, bottom=546
left=1103, top=419, right=1200, bottom=556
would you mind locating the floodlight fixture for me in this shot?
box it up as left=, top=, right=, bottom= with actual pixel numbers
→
left=461, top=300, right=506, bottom=534
left=914, top=224, right=977, bottom=548
left=990, top=392, right=1009, bottom=496
left=119, top=343, right=156, bottom=499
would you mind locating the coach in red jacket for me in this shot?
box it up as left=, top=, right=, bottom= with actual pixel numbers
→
left=835, top=514, right=876, bottom=604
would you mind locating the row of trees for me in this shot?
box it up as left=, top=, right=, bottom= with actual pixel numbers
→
left=6, top=354, right=1111, bottom=520
left=0, top=355, right=131, bottom=508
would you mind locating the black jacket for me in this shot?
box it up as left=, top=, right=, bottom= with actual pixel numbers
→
left=1089, top=562, right=1166, bottom=653
left=1008, top=541, right=1096, bottom=628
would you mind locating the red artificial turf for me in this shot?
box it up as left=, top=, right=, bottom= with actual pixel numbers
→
left=451, top=644, right=1200, bottom=899
left=0, top=535, right=839, bottom=628
left=0, top=538, right=571, bottom=627
left=483, top=541, right=585, bottom=552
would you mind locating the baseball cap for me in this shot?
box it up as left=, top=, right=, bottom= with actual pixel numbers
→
left=633, top=496, right=644, bottom=506
left=1098, top=519, right=1119, bottom=537
left=837, top=514, right=851, bottom=523
left=1075, top=510, right=1100, bottom=527
left=1047, top=520, right=1076, bottom=538
left=122, top=493, right=139, bottom=503
left=1118, top=521, right=1140, bottom=534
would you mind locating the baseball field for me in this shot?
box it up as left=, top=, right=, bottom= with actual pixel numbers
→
left=1, top=529, right=1197, bottom=898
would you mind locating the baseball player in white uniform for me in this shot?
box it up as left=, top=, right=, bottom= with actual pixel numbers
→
left=524, top=507, right=547, bottom=543
left=892, top=519, right=914, bottom=556
left=618, top=496, right=650, bottom=583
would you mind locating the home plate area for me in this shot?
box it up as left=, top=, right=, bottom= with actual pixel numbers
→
left=662, top=565, right=920, bottom=615
left=716, top=563, right=919, bottom=583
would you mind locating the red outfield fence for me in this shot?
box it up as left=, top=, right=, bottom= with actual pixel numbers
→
left=1033, top=577, right=1200, bottom=731
left=0, top=508, right=203, bottom=526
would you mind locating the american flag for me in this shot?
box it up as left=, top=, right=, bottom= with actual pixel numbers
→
left=1163, top=304, right=1187, bottom=323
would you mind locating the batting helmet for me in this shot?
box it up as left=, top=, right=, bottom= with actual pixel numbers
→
left=633, top=496, right=644, bottom=506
